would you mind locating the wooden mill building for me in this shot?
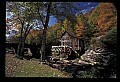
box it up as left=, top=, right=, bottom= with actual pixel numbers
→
left=59, top=30, right=85, bottom=54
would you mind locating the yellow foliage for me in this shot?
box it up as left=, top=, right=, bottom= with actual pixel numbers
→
left=15, top=34, right=21, bottom=37
left=16, top=24, right=22, bottom=29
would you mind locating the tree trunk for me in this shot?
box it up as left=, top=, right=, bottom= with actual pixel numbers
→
left=40, top=2, right=52, bottom=62
left=16, top=24, right=24, bottom=58
left=20, top=24, right=31, bottom=57
left=41, top=28, right=47, bottom=61
left=20, top=37, right=25, bottom=57
left=17, top=22, right=32, bottom=58
left=17, top=41, right=22, bottom=56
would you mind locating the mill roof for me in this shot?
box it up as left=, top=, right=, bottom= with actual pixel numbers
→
left=60, top=30, right=83, bottom=39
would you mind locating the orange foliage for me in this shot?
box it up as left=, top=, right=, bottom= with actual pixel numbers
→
left=93, top=2, right=117, bottom=35
left=29, top=30, right=42, bottom=37
left=47, top=2, right=117, bottom=39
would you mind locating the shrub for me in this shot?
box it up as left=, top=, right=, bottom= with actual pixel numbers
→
left=101, top=27, right=117, bottom=53
left=100, top=27, right=117, bottom=77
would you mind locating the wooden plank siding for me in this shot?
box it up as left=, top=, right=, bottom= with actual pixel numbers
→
left=59, top=30, right=83, bottom=52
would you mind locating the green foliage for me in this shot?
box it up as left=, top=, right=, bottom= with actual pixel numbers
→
left=51, top=2, right=81, bottom=21
left=47, top=35, right=61, bottom=46
left=87, top=35, right=109, bottom=52
left=82, top=18, right=98, bottom=50
left=30, top=37, right=41, bottom=45
left=74, top=15, right=86, bottom=37
left=88, top=6, right=99, bottom=23
left=25, top=33, right=33, bottom=44
left=72, top=13, right=99, bottom=50
left=83, top=2, right=117, bottom=50
left=102, top=27, right=117, bottom=53
left=47, top=28, right=61, bottom=46
left=88, top=3, right=117, bottom=36
left=6, top=2, right=41, bottom=57
left=6, top=35, right=20, bottom=44
left=61, top=19, right=75, bottom=33
left=100, top=27, right=117, bottom=78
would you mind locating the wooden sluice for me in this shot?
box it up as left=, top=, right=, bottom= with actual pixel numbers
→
left=51, top=46, right=80, bottom=61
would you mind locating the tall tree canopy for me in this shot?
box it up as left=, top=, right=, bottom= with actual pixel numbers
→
left=6, top=2, right=81, bottom=61
left=6, top=2, right=43, bottom=58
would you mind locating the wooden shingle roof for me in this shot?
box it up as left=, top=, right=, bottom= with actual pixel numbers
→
left=60, top=30, right=83, bottom=39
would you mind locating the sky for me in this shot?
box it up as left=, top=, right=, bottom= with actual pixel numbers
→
left=49, top=16, right=57, bottom=27
left=48, top=2, right=99, bottom=27
left=6, top=2, right=99, bottom=27
left=80, top=2, right=99, bottom=14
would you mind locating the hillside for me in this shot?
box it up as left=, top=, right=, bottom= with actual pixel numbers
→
left=48, top=2, right=117, bottom=38
left=5, top=54, right=72, bottom=77
left=88, top=2, right=117, bottom=35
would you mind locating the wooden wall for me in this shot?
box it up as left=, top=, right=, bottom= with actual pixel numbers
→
left=61, top=32, right=81, bottom=51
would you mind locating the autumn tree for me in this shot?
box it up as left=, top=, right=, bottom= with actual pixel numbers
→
left=25, top=29, right=42, bottom=45
left=27, top=2, right=81, bottom=61
left=46, top=23, right=61, bottom=46
left=75, top=13, right=98, bottom=50
left=61, top=18, right=74, bottom=33
left=74, top=15, right=86, bottom=37
left=88, top=2, right=117, bottom=36
left=6, top=2, right=40, bottom=58
left=6, top=2, right=81, bottom=61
